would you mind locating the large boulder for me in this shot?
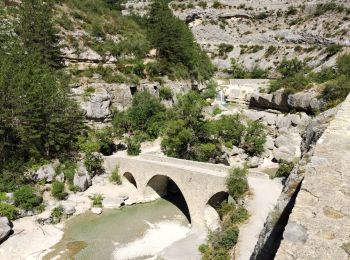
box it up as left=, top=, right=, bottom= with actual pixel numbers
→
left=0, top=217, right=11, bottom=243
left=250, top=89, right=325, bottom=113
left=287, top=91, right=325, bottom=112
left=29, top=160, right=59, bottom=183
left=73, top=162, right=92, bottom=192
left=84, top=87, right=111, bottom=120
left=250, top=90, right=289, bottom=112
left=106, top=83, right=133, bottom=111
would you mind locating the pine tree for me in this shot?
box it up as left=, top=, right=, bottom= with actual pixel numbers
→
left=147, top=0, right=213, bottom=80
left=18, top=0, right=61, bottom=67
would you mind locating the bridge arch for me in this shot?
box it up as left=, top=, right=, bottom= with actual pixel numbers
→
left=204, top=191, right=229, bottom=230
left=145, top=174, right=191, bottom=224
left=123, top=172, right=138, bottom=188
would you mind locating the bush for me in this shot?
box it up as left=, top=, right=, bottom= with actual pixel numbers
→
left=126, top=137, right=141, bottom=156
left=325, top=44, right=342, bottom=56
left=336, top=53, right=350, bottom=78
left=213, top=107, right=222, bottom=115
left=14, top=186, right=42, bottom=211
left=51, top=206, right=64, bottom=224
left=275, top=160, right=295, bottom=178
left=191, top=143, right=221, bottom=162
left=265, top=45, right=277, bottom=58
left=277, top=58, right=305, bottom=77
left=159, top=86, right=173, bottom=100
left=110, top=166, right=122, bottom=185
left=241, top=121, right=266, bottom=156
left=209, top=115, right=246, bottom=146
left=201, top=80, right=217, bottom=99
left=89, top=194, right=103, bottom=207
left=56, top=160, right=77, bottom=184
left=84, top=152, right=104, bottom=176
left=218, top=43, right=233, bottom=57
left=161, top=119, right=195, bottom=158
left=217, top=226, right=239, bottom=250
left=0, top=203, right=17, bottom=220
left=321, top=76, right=350, bottom=108
left=226, top=167, right=248, bottom=202
left=51, top=181, right=67, bottom=200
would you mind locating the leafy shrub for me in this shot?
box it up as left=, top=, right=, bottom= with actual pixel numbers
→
left=336, top=53, right=350, bottom=77
left=226, top=167, right=248, bottom=202
left=250, top=66, right=268, bottom=79
left=0, top=203, right=17, bottom=220
left=269, top=72, right=311, bottom=94
left=126, top=137, right=141, bottom=156
left=241, top=121, right=266, bottom=156
left=0, top=193, right=7, bottom=202
left=159, top=86, right=173, bottom=100
left=275, top=160, right=295, bottom=178
left=161, top=119, right=195, bottom=158
left=324, top=44, right=342, bottom=56
left=89, top=194, right=103, bottom=207
left=51, top=206, right=64, bottom=224
left=201, top=80, right=217, bottom=99
left=110, top=166, right=122, bottom=185
left=191, top=143, right=221, bottom=162
left=321, top=76, right=350, bottom=108
left=277, top=58, right=305, bottom=77
left=14, top=186, right=42, bottom=211
left=227, top=59, right=248, bottom=79
left=212, top=1, right=223, bottom=9
left=213, top=107, right=222, bottom=115
left=209, top=115, right=246, bottom=146
left=218, top=43, right=233, bottom=57
left=84, top=152, right=104, bottom=176
left=51, top=181, right=67, bottom=200
left=265, top=45, right=277, bottom=58
left=56, top=160, right=76, bottom=184
left=216, top=226, right=239, bottom=250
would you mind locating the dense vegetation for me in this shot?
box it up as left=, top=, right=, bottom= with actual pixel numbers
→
left=0, top=0, right=83, bottom=196
left=112, top=84, right=266, bottom=162
left=64, top=0, right=214, bottom=82
left=269, top=54, right=350, bottom=109
left=200, top=167, right=249, bottom=259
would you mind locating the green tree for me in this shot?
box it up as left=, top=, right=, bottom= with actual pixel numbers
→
left=226, top=167, right=248, bottom=202
left=277, top=58, right=305, bottom=77
left=147, top=0, right=214, bottom=80
left=161, top=119, right=195, bottom=158
left=18, top=0, right=61, bottom=67
left=241, top=121, right=266, bottom=156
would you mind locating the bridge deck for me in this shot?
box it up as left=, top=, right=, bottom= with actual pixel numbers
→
left=106, top=153, right=229, bottom=178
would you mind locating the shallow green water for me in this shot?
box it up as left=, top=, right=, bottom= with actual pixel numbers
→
left=44, top=199, right=189, bottom=260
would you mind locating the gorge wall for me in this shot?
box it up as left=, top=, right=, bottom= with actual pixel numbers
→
left=275, top=93, right=350, bottom=259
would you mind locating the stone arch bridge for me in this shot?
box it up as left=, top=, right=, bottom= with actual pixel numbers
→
left=103, top=154, right=230, bottom=229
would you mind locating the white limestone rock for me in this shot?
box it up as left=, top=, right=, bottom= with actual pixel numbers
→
left=0, top=217, right=11, bottom=243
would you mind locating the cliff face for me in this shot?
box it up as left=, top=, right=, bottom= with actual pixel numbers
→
left=275, top=94, right=350, bottom=260
left=126, top=0, right=350, bottom=75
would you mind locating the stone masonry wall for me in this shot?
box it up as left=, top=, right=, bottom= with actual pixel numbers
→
left=275, top=94, right=350, bottom=259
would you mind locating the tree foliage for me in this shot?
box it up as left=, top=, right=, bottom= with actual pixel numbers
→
left=147, top=0, right=214, bottom=80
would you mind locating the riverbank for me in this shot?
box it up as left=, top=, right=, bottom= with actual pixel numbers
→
left=0, top=174, right=142, bottom=259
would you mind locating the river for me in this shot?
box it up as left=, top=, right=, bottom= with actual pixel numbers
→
left=44, top=199, right=191, bottom=260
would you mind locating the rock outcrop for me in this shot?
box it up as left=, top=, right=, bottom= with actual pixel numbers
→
left=83, top=87, right=112, bottom=120
left=250, top=89, right=325, bottom=114
left=251, top=98, right=345, bottom=260
left=0, top=217, right=11, bottom=243
left=276, top=94, right=350, bottom=260
left=28, top=160, right=60, bottom=183
left=73, top=162, right=92, bottom=192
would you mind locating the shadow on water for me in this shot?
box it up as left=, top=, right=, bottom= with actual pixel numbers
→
left=147, top=176, right=191, bottom=224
